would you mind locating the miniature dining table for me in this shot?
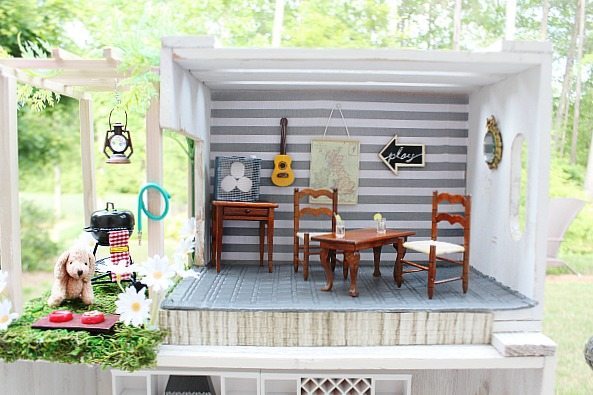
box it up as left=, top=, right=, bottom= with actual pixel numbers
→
left=312, top=228, right=415, bottom=297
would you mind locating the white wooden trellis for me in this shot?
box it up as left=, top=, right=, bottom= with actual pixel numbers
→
left=0, top=48, right=165, bottom=312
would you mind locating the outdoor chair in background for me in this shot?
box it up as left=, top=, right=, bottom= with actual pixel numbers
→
left=547, top=197, right=586, bottom=275
left=395, top=191, right=471, bottom=299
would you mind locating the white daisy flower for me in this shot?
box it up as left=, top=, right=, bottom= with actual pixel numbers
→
left=105, top=260, right=135, bottom=276
left=0, top=271, right=7, bottom=294
left=180, top=217, right=197, bottom=240
left=74, top=232, right=97, bottom=253
left=175, top=237, right=195, bottom=255
left=137, top=255, right=176, bottom=292
left=172, top=254, right=200, bottom=279
left=115, top=286, right=151, bottom=327
left=0, top=299, right=19, bottom=331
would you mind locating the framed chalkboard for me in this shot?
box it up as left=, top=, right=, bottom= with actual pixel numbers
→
left=378, top=135, right=425, bottom=175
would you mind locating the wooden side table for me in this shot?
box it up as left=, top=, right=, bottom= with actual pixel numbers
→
left=211, top=200, right=279, bottom=273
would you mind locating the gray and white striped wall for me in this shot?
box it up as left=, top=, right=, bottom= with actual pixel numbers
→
left=209, top=90, right=468, bottom=266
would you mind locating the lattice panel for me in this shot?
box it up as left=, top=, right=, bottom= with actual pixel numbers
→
left=300, top=377, right=372, bottom=395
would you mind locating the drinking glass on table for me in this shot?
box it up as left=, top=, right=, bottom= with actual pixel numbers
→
left=336, top=221, right=346, bottom=238
left=376, top=218, right=386, bottom=234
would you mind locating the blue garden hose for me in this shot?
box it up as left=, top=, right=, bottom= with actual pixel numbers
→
left=137, top=183, right=171, bottom=244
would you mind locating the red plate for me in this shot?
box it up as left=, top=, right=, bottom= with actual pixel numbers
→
left=49, top=310, right=73, bottom=323
left=81, top=310, right=105, bottom=324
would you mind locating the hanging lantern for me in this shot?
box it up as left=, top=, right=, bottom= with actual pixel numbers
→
left=103, top=109, right=133, bottom=164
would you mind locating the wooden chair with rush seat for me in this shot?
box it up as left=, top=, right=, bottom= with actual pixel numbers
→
left=293, top=187, right=340, bottom=280
left=395, top=191, right=471, bottom=299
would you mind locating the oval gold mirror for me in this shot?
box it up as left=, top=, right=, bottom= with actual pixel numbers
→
left=484, top=115, right=503, bottom=169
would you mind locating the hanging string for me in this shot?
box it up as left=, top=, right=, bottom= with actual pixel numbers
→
left=322, top=103, right=351, bottom=137
left=114, top=78, right=122, bottom=107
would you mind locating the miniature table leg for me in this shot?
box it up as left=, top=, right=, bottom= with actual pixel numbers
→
left=215, top=206, right=223, bottom=273
left=211, top=211, right=217, bottom=270
left=373, top=246, right=382, bottom=277
left=394, top=237, right=406, bottom=286
left=346, top=251, right=361, bottom=297
left=320, top=247, right=334, bottom=292
left=259, top=221, right=265, bottom=267
left=329, top=249, right=336, bottom=272
left=267, top=213, right=274, bottom=273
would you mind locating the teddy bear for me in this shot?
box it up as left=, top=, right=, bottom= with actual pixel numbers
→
left=47, top=246, right=96, bottom=307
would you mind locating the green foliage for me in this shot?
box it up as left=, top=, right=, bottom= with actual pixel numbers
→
left=15, top=36, right=62, bottom=111
left=0, top=283, right=167, bottom=371
left=0, top=0, right=76, bottom=56
left=283, top=1, right=394, bottom=48
left=19, top=200, right=60, bottom=272
left=17, top=98, right=79, bottom=175
left=549, top=154, right=593, bottom=257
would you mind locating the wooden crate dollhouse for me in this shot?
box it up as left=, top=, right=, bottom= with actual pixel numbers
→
left=152, top=36, right=555, bottom=394
left=0, top=37, right=556, bottom=394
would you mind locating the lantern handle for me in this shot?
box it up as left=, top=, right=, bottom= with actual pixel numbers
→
left=108, top=108, right=128, bottom=130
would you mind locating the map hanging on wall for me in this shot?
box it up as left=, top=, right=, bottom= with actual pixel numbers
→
left=309, top=138, right=360, bottom=204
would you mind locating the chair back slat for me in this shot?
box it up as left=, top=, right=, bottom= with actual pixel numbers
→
left=297, top=188, right=334, bottom=199
left=435, top=213, right=466, bottom=226
left=300, top=207, right=334, bottom=217
left=431, top=191, right=471, bottom=241
left=437, top=192, right=469, bottom=206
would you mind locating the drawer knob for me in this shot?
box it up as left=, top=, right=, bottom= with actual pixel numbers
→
left=245, top=209, right=251, bottom=213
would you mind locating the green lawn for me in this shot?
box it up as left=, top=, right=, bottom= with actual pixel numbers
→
left=544, top=277, right=593, bottom=394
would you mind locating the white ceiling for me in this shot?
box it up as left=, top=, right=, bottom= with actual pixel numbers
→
left=171, top=44, right=547, bottom=93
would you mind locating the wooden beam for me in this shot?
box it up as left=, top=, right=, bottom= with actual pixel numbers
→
left=492, top=332, right=556, bottom=357
left=203, top=81, right=474, bottom=93
left=191, top=70, right=503, bottom=86
left=79, top=98, right=96, bottom=226
left=0, top=69, right=23, bottom=312
left=157, top=344, right=545, bottom=370
left=51, top=48, right=82, bottom=60
left=54, top=78, right=118, bottom=87
left=0, top=58, right=118, bottom=71
left=0, top=66, right=82, bottom=99
left=102, top=48, right=123, bottom=63
left=173, top=47, right=545, bottom=74
left=146, top=97, right=164, bottom=257
left=13, top=69, right=83, bottom=98
left=52, top=69, right=127, bottom=79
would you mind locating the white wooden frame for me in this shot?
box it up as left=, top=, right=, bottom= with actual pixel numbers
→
left=0, top=49, right=164, bottom=312
left=0, top=67, right=22, bottom=310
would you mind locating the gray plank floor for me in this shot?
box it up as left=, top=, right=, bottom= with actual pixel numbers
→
left=163, top=263, right=535, bottom=312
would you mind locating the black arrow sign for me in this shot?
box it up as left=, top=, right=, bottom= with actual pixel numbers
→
left=378, top=135, right=425, bottom=175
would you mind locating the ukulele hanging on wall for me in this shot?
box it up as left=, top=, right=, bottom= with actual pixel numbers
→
left=271, top=117, right=295, bottom=186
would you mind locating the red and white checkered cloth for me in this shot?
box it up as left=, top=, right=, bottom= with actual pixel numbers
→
left=109, top=230, right=132, bottom=281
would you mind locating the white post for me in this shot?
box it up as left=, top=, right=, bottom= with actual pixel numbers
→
left=146, top=97, right=164, bottom=257
left=79, top=97, right=96, bottom=226
left=0, top=68, right=23, bottom=312
left=505, top=0, right=517, bottom=40
left=272, top=0, right=285, bottom=47
left=193, top=140, right=205, bottom=266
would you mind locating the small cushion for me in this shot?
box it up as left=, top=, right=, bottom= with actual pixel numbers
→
left=297, top=231, right=331, bottom=242
left=403, top=240, right=465, bottom=255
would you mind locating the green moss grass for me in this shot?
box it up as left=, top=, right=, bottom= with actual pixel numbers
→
left=0, top=283, right=166, bottom=371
